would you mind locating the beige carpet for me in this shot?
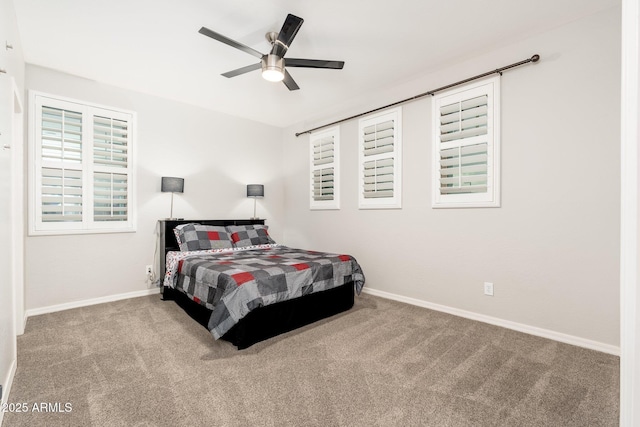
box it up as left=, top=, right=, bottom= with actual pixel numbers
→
left=3, top=293, right=619, bottom=426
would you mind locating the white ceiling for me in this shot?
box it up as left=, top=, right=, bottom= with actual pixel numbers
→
left=13, top=0, right=618, bottom=128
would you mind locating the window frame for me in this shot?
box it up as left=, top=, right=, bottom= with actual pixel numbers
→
left=358, top=107, right=402, bottom=209
left=309, top=126, right=340, bottom=210
left=28, top=91, right=137, bottom=235
left=431, top=76, right=501, bottom=208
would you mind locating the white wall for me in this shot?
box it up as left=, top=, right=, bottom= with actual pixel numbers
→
left=282, top=7, right=621, bottom=348
left=620, top=0, right=640, bottom=423
left=24, top=65, right=284, bottom=311
left=0, top=0, right=24, bottom=416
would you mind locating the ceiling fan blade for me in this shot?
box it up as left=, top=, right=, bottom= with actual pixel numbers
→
left=221, top=62, right=262, bottom=78
left=199, top=26, right=264, bottom=59
left=286, top=58, right=345, bottom=69
left=282, top=70, right=300, bottom=91
left=271, top=14, right=304, bottom=57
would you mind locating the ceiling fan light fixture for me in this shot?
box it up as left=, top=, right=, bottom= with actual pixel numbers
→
left=261, top=55, right=285, bottom=82
left=262, top=69, right=284, bottom=82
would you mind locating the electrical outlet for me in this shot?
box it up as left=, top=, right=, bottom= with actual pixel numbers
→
left=145, top=265, right=152, bottom=276
left=484, top=282, right=494, bottom=296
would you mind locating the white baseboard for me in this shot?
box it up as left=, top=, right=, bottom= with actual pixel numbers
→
left=362, top=288, right=620, bottom=356
left=0, top=358, right=17, bottom=426
left=25, top=288, right=161, bottom=318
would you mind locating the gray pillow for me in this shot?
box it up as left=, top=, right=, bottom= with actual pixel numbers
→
left=174, top=223, right=233, bottom=251
left=226, top=225, right=275, bottom=248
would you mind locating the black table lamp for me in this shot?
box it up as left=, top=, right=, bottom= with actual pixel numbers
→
left=161, top=177, right=184, bottom=219
left=247, top=184, right=264, bottom=219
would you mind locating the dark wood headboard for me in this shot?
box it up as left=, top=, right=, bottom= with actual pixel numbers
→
left=158, top=219, right=266, bottom=289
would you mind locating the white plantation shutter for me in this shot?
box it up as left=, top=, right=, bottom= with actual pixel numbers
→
left=93, top=114, right=131, bottom=222
left=30, top=92, right=136, bottom=235
left=313, top=137, right=335, bottom=200
left=439, top=95, right=488, bottom=142
left=359, top=108, right=402, bottom=209
left=363, top=158, right=394, bottom=198
left=310, top=127, right=340, bottom=209
left=312, top=168, right=334, bottom=201
left=439, top=143, right=488, bottom=194
left=432, top=77, right=500, bottom=208
left=93, top=116, right=129, bottom=168
left=38, top=104, right=84, bottom=223
left=41, top=106, right=82, bottom=163
left=363, top=120, right=394, bottom=156
left=94, top=172, right=128, bottom=221
left=41, top=167, right=83, bottom=222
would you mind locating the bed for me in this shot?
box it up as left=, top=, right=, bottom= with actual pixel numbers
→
left=159, top=219, right=365, bottom=349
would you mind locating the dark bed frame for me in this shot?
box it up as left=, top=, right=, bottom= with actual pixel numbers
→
left=158, top=219, right=355, bottom=349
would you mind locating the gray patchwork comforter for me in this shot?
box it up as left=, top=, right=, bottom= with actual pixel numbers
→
left=164, top=245, right=365, bottom=339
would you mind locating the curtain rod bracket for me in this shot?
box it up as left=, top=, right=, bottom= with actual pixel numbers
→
left=295, top=53, right=540, bottom=137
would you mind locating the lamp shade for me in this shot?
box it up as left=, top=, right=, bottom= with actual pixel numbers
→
left=161, top=177, right=184, bottom=193
left=246, top=184, right=264, bottom=197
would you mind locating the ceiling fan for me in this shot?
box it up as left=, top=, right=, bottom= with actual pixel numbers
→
left=198, top=14, right=345, bottom=91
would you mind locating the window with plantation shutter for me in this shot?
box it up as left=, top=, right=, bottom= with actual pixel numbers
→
left=358, top=108, right=402, bottom=209
left=29, top=92, right=136, bottom=235
left=432, top=77, right=500, bottom=208
left=310, top=126, right=339, bottom=210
